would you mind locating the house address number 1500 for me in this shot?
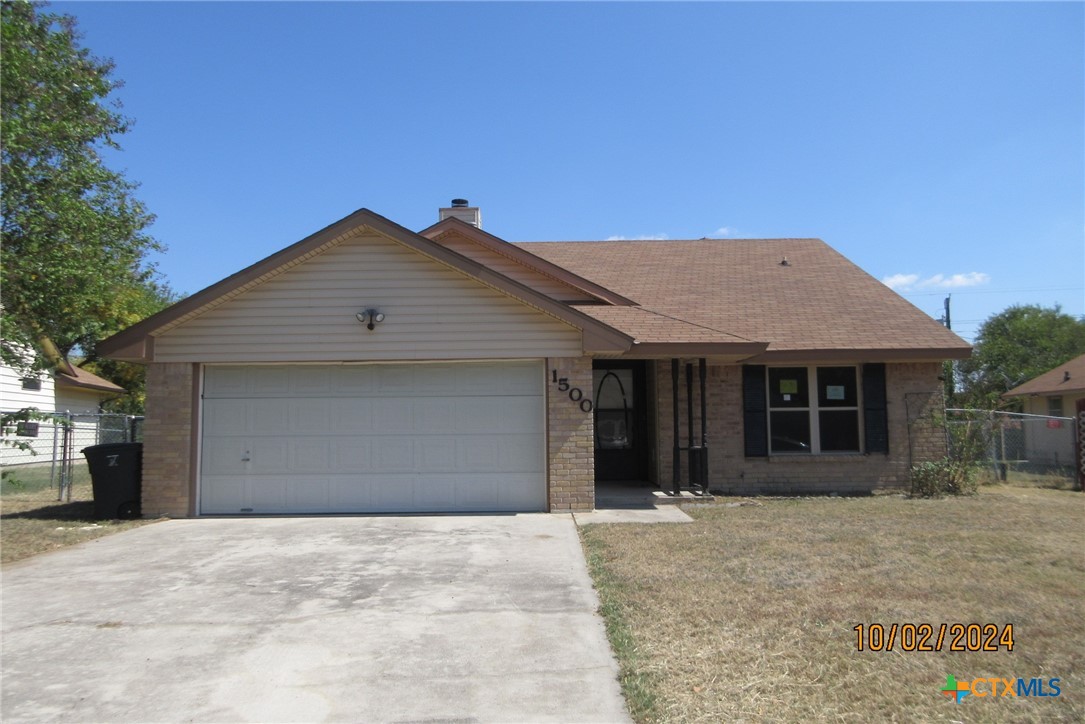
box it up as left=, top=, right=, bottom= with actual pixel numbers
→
left=551, top=370, right=593, bottom=413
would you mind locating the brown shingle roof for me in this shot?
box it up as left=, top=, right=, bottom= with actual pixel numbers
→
left=513, top=238, right=971, bottom=359
left=55, top=366, right=125, bottom=394
left=1004, top=354, right=1085, bottom=397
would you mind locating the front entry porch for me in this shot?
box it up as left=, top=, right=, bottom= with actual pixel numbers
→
left=591, top=358, right=713, bottom=499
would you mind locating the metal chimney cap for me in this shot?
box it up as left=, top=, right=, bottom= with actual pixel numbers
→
left=451, top=198, right=469, bottom=207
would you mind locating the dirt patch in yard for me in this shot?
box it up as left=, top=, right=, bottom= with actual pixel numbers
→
left=580, top=485, right=1084, bottom=723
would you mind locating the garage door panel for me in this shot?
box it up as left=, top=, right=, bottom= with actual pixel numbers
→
left=375, top=437, right=415, bottom=471
left=374, top=366, right=416, bottom=394
left=290, top=399, right=330, bottom=433
left=498, top=434, right=546, bottom=472
left=201, top=438, right=248, bottom=475
left=202, top=400, right=248, bottom=435
left=201, top=475, right=246, bottom=512
left=370, top=475, right=418, bottom=511
left=331, top=477, right=373, bottom=510
left=497, top=397, right=545, bottom=431
left=372, top=398, right=414, bottom=433
left=251, top=476, right=289, bottom=510
left=203, top=367, right=248, bottom=397
left=250, top=439, right=288, bottom=473
left=251, top=399, right=290, bottom=434
left=415, top=399, right=456, bottom=433
left=200, top=362, right=545, bottom=514
left=250, top=367, right=290, bottom=394
left=456, top=476, right=498, bottom=510
left=290, top=366, right=333, bottom=395
left=497, top=473, right=546, bottom=509
left=336, top=366, right=377, bottom=395
left=334, top=439, right=372, bottom=472
left=293, top=440, right=332, bottom=472
left=288, top=478, right=331, bottom=511
left=418, top=437, right=456, bottom=472
left=333, top=398, right=375, bottom=434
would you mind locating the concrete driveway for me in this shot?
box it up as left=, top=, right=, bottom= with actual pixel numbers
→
left=1, top=515, right=630, bottom=723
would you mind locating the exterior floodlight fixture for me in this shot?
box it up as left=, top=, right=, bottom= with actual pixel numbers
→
left=356, top=308, right=386, bottom=331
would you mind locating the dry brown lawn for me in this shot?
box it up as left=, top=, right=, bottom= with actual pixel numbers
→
left=1, top=472, right=157, bottom=565
left=580, top=485, right=1084, bottom=723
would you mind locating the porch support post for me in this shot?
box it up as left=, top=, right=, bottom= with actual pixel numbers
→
left=685, top=360, right=694, bottom=458
left=699, top=357, right=709, bottom=490
left=671, top=358, right=681, bottom=495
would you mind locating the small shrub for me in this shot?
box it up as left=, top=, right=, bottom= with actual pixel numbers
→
left=910, top=457, right=978, bottom=498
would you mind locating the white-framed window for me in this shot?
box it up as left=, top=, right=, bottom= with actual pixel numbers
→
left=1047, top=396, right=1063, bottom=418
left=767, top=366, right=861, bottom=454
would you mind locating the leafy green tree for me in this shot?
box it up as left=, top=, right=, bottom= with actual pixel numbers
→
left=1, top=0, right=162, bottom=377
left=956, top=304, right=1085, bottom=409
left=81, top=280, right=179, bottom=413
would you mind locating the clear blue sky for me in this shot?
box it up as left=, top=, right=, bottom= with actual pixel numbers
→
left=55, top=1, right=1084, bottom=345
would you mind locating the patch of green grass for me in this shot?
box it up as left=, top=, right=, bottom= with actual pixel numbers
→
left=581, top=485, right=1084, bottom=723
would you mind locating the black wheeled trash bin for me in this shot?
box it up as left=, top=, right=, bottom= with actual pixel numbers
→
left=82, top=442, right=142, bottom=519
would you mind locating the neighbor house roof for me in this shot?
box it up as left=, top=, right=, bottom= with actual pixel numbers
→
left=55, top=366, right=125, bottom=394
left=1003, top=354, right=1085, bottom=398
left=514, top=238, right=971, bottom=361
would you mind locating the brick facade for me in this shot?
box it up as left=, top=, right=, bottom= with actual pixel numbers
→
left=546, top=356, right=595, bottom=510
left=142, top=362, right=196, bottom=517
left=653, top=361, right=947, bottom=495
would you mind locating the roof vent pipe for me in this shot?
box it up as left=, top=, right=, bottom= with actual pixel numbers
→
left=439, top=199, right=482, bottom=228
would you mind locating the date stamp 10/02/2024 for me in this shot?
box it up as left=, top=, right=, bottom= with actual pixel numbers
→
left=854, top=623, right=1014, bottom=653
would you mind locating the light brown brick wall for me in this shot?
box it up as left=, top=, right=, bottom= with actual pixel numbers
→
left=546, top=356, right=595, bottom=510
left=654, top=361, right=947, bottom=495
left=142, top=362, right=196, bottom=517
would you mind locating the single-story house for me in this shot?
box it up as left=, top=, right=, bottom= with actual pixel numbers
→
left=1, top=352, right=126, bottom=466
left=98, top=202, right=971, bottom=517
left=1002, top=354, right=1083, bottom=474
left=1003, top=354, right=1085, bottom=420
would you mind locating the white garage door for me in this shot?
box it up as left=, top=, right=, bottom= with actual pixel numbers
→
left=199, top=361, right=546, bottom=514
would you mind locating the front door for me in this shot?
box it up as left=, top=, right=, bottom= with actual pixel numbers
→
left=593, top=361, right=649, bottom=482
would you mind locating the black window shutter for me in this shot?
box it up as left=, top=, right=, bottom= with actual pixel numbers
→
left=742, top=365, right=768, bottom=457
left=862, top=363, right=889, bottom=453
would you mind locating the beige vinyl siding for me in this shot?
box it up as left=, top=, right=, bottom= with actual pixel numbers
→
left=435, top=234, right=596, bottom=302
left=0, top=364, right=55, bottom=411
left=153, top=232, right=583, bottom=362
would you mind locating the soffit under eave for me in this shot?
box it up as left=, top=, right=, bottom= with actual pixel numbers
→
left=742, top=347, right=973, bottom=364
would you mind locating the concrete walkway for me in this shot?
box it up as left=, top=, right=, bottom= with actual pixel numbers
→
left=2, top=516, right=630, bottom=724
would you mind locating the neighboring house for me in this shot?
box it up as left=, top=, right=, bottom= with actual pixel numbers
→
left=98, top=202, right=971, bottom=517
left=1003, top=354, right=1085, bottom=419
left=0, top=352, right=126, bottom=466
left=1002, top=354, right=1084, bottom=470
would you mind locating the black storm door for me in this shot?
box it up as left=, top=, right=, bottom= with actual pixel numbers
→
left=593, top=361, right=649, bottom=482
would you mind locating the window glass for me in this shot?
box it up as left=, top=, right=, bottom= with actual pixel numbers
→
left=819, top=410, right=860, bottom=452
left=593, top=369, right=634, bottom=410
left=768, top=368, right=808, bottom=408
left=770, top=411, right=811, bottom=452
left=817, top=367, right=857, bottom=407
left=596, top=410, right=632, bottom=449
left=1047, top=396, right=1063, bottom=417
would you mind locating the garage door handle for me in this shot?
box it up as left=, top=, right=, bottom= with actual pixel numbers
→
left=241, top=451, right=251, bottom=462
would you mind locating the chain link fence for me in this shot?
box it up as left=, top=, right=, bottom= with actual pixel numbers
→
left=945, top=409, right=1078, bottom=488
left=1, top=411, right=144, bottom=505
